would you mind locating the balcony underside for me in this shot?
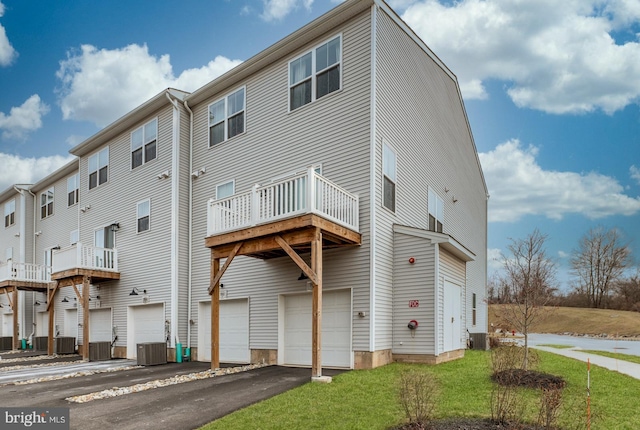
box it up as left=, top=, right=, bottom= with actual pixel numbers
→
left=205, top=214, right=361, bottom=258
left=0, top=280, right=52, bottom=291
left=51, top=268, right=120, bottom=284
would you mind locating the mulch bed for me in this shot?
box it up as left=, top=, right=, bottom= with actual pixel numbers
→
left=492, top=369, right=566, bottom=390
left=392, top=418, right=539, bottom=429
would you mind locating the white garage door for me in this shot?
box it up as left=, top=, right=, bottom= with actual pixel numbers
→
left=36, top=311, right=48, bottom=336
left=127, top=303, right=164, bottom=359
left=283, top=289, right=351, bottom=368
left=2, top=313, right=13, bottom=337
left=89, top=308, right=112, bottom=342
left=198, top=299, right=249, bottom=363
left=64, top=309, right=78, bottom=340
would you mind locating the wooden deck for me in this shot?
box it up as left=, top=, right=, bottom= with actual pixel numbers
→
left=50, top=268, right=120, bottom=283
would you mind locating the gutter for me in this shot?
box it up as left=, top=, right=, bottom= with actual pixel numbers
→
left=183, top=100, right=194, bottom=351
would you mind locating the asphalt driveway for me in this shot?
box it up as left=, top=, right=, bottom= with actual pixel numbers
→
left=0, top=359, right=342, bottom=430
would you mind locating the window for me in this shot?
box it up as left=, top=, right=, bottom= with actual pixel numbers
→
left=89, top=147, right=109, bottom=189
left=382, top=143, right=396, bottom=212
left=131, top=118, right=158, bottom=169
left=289, top=35, right=341, bottom=111
left=4, top=199, right=15, bottom=228
left=209, top=87, right=245, bottom=146
left=70, top=229, right=79, bottom=245
left=428, top=189, right=444, bottom=233
left=40, top=188, right=54, bottom=219
left=216, top=181, right=235, bottom=200
left=137, top=199, right=150, bottom=233
left=472, top=293, right=477, bottom=326
left=67, top=174, right=79, bottom=207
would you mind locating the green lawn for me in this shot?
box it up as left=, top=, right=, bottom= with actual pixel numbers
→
left=200, top=350, right=640, bottom=430
left=537, top=344, right=574, bottom=349
left=579, top=350, right=640, bottom=365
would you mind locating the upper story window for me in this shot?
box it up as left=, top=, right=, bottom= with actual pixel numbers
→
left=4, top=199, right=15, bottom=228
left=70, top=229, right=79, bottom=245
left=209, top=87, right=245, bottom=147
left=137, top=199, right=150, bottom=233
left=428, top=188, right=444, bottom=233
left=40, top=188, right=54, bottom=219
left=289, top=35, right=341, bottom=111
left=89, top=147, right=109, bottom=190
left=382, top=143, right=397, bottom=212
left=67, top=174, right=79, bottom=207
left=131, top=118, right=158, bottom=169
left=216, top=180, right=235, bottom=200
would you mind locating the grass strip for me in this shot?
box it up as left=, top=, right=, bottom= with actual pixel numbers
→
left=579, top=350, right=640, bottom=365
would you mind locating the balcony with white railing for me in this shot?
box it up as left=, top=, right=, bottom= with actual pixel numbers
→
left=207, top=168, right=360, bottom=237
left=0, top=261, right=51, bottom=285
left=51, top=242, right=119, bottom=281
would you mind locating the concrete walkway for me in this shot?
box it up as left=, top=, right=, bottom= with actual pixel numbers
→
left=532, top=345, right=640, bottom=380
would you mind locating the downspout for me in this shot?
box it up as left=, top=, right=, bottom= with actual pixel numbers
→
left=26, top=188, right=37, bottom=346
left=368, top=4, right=378, bottom=354
left=183, top=100, right=194, bottom=351
left=14, top=187, right=32, bottom=344
left=165, top=91, right=181, bottom=350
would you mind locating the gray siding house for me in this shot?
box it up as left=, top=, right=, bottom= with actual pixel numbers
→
left=0, top=0, right=487, bottom=374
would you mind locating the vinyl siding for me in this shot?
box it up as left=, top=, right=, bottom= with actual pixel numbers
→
left=189, top=10, right=373, bottom=353
left=392, top=232, right=436, bottom=354
left=374, top=7, right=488, bottom=351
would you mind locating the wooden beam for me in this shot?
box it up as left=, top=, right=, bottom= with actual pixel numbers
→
left=274, top=235, right=318, bottom=285
left=311, top=228, right=323, bottom=378
left=210, top=253, right=220, bottom=370
left=4, top=288, right=14, bottom=309
left=212, top=228, right=317, bottom=259
left=48, top=290, right=55, bottom=355
left=12, top=287, right=19, bottom=350
left=82, top=276, right=90, bottom=360
left=207, top=242, right=243, bottom=294
left=46, top=281, right=62, bottom=311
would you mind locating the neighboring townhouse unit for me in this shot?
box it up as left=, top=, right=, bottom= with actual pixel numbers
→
left=0, top=0, right=487, bottom=378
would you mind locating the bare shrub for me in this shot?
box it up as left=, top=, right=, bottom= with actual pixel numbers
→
left=490, top=346, right=525, bottom=425
left=489, top=336, right=501, bottom=349
left=537, top=386, right=563, bottom=429
left=397, top=369, right=438, bottom=425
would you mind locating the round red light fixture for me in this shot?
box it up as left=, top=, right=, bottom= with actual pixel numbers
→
left=408, top=257, right=415, bottom=264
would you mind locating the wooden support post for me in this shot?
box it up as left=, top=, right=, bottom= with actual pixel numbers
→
left=48, top=297, right=55, bottom=355
left=82, top=276, right=90, bottom=360
left=311, top=228, right=323, bottom=379
left=12, top=287, right=19, bottom=350
left=210, top=252, right=220, bottom=370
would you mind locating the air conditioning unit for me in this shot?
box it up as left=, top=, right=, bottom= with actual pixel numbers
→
left=469, top=332, right=488, bottom=350
left=89, top=341, right=111, bottom=361
left=55, top=337, right=76, bottom=354
left=34, top=336, right=48, bottom=351
left=0, top=337, right=12, bottom=351
left=137, top=342, right=167, bottom=366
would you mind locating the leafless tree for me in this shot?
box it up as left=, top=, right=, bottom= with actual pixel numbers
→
left=613, top=270, right=640, bottom=311
left=498, top=229, right=557, bottom=370
left=570, top=227, right=632, bottom=309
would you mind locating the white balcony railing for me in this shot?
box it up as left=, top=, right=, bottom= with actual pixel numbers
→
left=52, top=242, right=118, bottom=274
left=207, top=168, right=359, bottom=236
left=0, top=261, right=51, bottom=283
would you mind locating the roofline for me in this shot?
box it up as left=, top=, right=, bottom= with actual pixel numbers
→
left=30, top=158, right=80, bottom=192
left=70, top=88, right=189, bottom=157
left=186, top=0, right=374, bottom=106
left=393, top=224, right=476, bottom=262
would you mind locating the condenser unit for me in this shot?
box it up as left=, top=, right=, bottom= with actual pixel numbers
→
left=0, top=337, right=12, bottom=351
left=137, top=342, right=167, bottom=366
left=55, top=336, right=76, bottom=354
left=34, top=336, right=48, bottom=351
left=89, top=341, right=111, bottom=361
left=469, top=332, right=489, bottom=350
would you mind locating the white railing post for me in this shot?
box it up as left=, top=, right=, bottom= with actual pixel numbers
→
left=251, top=184, right=259, bottom=226
left=307, top=167, right=316, bottom=213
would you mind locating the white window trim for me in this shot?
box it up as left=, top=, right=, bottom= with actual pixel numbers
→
left=215, top=180, right=235, bottom=200
left=130, top=117, right=158, bottom=170
left=136, top=199, right=151, bottom=234
left=70, top=229, right=79, bottom=245
left=4, top=199, right=15, bottom=228
left=88, top=146, right=109, bottom=190
left=208, top=86, right=246, bottom=147
left=67, top=174, right=79, bottom=207
left=382, top=142, right=397, bottom=213
left=94, top=223, right=117, bottom=248
left=288, top=34, right=342, bottom=112
left=428, top=188, right=444, bottom=232
left=40, top=187, right=54, bottom=220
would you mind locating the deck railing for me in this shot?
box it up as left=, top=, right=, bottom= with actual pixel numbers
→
left=207, top=168, right=359, bottom=236
left=52, top=242, right=118, bottom=274
left=0, top=261, right=51, bottom=283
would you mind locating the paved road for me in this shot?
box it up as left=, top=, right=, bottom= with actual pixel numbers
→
left=0, top=358, right=137, bottom=384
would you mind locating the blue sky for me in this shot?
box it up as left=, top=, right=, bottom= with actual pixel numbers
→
left=1, top=0, right=639, bottom=289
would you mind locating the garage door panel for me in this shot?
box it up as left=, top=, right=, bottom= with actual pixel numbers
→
left=198, top=299, right=249, bottom=363
left=89, top=308, right=112, bottom=342
left=128, top=304, right=164, bottom=359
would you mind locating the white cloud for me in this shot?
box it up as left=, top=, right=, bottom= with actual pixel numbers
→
left=631, top=165, right=640, bottom=185
left=479, top=139, right=640, bottom=222
left=56, top=44, right=241, bottom=127
left=0, top=95, right=50, bottom=140
left=402, top=0, right=640, bottom=114
left=0, top=153, right=75, bottom=191
left=260, top=0, right=313, bottom=22
left=487, top=248, right=503, bottom=271
left=0, top=1, right=17, bottom=66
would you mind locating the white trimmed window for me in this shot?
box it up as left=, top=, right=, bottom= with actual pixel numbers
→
left=137, top=199, right=150, bottom=233
left=216, top=180, right=235, bottom=199
left=131, top=118, right=158, bottom=169
left=382, top=143, right=397, bottom=212
left=40, top=188, right=54, bottom=219
left=89, top=147, right=109, bottom=189
left=70, top=229, right=79, bottom=245
left=4, top=199, right=15, bottom=228
left=67, top=174, right=79, bottom=207
left=428, top=188, right=444, bottom=233
left=289, top=35, right=341, bottom=111
left=209, top=87, right=245, bottom=147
